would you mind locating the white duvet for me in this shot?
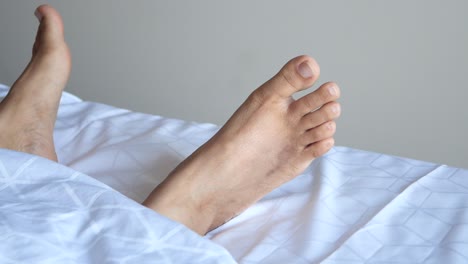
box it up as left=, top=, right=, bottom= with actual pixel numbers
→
left=1, top=84, right=467, bottom=263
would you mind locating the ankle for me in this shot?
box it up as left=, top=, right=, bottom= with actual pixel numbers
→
left=143, top=181, right=217, bottom=235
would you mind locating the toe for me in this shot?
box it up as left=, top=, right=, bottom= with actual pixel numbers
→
left=303, top=137, right=335, bottom=159
left=291, top=82, right=340, bottom=116
left=300, top=121, right=336, bottom=146
left=33, top=5, right=66, bottom=55
left=301, top=101, right=341, bottom=130
left=257, top=55, right=320, bottom=98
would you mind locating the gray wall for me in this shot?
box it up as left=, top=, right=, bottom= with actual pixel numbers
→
left=0, top=1, right=467, bottom=169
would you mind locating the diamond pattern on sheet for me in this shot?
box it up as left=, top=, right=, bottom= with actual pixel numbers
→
left=0, top=150, right=235, bottom=263
left=322, top=164, right=468, bottom=264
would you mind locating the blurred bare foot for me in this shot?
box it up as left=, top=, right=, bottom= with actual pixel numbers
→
left=0, top=5, right=71, bottom=161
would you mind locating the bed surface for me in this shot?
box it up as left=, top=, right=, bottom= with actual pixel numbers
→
left=1, top=84, right=467, bottom=263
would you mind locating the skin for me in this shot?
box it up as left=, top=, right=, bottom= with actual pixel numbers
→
left=1, top=5, right=341, bottom=236
left=0, top=5, right=71, bottom=162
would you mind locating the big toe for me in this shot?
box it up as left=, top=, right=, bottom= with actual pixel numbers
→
left=259, top=55, right=320, bottom=98
left=33, top=5, right=67, bottom=55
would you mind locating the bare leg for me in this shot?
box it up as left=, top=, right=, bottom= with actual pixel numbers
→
left=0, top=5, right=71, bottom=161
left=144, top=56, right=341, bottom=235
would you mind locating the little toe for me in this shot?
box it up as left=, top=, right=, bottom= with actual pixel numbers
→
left=303, top=137, right=335, bottom=160
left=300, top=121, right=336, bottom=146
left=257, top=55, right=320, bottom=98
left=301, top=101, right=341, bottom=130
left=291, top=82, right=340, bottom=116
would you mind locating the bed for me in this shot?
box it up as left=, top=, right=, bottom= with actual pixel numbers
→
left=1, top=84, right=467, bottom=263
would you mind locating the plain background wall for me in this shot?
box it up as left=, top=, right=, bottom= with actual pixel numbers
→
left=0, top=1, right=466, bottom=169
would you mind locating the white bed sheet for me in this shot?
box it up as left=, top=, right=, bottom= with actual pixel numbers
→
left=1, top=84, right=468, bottom=263
left=0, top=150, right=235, bottom=263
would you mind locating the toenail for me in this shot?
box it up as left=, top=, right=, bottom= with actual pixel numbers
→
left=297, top=61, right=314, bottom=79
left=328, top=86, right=338, bottom=96
left=332, top=105, right=340, bottom=114
left=34, top=9, right=43, bottom=21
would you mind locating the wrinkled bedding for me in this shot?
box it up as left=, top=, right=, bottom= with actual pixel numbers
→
left=1, top=84, right=467, bottom=263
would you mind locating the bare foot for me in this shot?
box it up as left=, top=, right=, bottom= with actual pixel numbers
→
left=144, top=55, right=341, bottom=235
left=0, top=5, right=71, bottom=161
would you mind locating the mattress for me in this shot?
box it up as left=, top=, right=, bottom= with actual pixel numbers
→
left=1, top=84, right=467, bottom=263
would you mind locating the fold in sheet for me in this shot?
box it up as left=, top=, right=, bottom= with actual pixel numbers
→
left=0, top=149, right=235, bottom=263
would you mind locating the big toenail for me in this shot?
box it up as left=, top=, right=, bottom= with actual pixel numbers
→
left=297, top=61, right=314, bottom=79
left=328, top=86, right=337, bottom=96
left=34, top=9, right=43, bottom=21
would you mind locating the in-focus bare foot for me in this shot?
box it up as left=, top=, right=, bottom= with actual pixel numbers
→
left=0, top=5, right=71, bottom=161
left=144, top=55, right=341, bottom=235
